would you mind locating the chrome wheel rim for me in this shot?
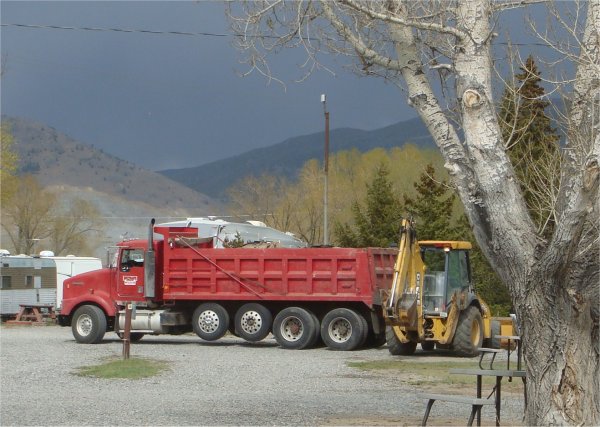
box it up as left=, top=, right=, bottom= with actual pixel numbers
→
left=76, top=314, right=93, bottom=337
left=198, top=310, right=220, bottom=333
left=328, top=317, right=352, bottom=343
left=240, top=310, right=262, bottom=335
left=280, top=316, right=303, bottom=342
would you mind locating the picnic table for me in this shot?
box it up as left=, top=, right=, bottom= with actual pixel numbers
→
left=9, top=304, right=56, bottom=323
left=420, top=336, right=526, bottom=426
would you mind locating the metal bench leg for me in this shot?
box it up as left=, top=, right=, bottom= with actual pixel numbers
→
left=467, top=405, right=483, bottom=427
left=421, top=399, right=435, bottom=426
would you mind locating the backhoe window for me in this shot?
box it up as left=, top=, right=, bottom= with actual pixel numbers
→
left=422, top=249, right=446, bottom=313
left=447, top=250, right=469, bottom=297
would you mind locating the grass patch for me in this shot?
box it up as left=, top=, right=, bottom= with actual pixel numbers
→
left=75, top=357, right=169, bottom=380
left=347, top=359, right=524, bottom=391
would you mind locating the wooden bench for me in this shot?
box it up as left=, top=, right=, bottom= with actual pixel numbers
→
left=419, top=393, right=494, bottom=426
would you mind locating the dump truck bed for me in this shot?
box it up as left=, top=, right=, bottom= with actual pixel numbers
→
left=161, top=246, right=397, bottom=306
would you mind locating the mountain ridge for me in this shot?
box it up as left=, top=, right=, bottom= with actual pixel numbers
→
left=159, top=116, right=433, bottom=199
left=4, top=115, right=217, bottom=212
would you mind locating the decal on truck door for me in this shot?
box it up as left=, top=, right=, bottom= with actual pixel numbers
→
left=117, top=248, right=145, bottom=299
left=123, top=276, right=138, bottom=286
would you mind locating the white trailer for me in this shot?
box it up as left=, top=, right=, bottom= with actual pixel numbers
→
left=51, top=255, right=102, bottom=311
left=0, top=253, right=102, bottom=316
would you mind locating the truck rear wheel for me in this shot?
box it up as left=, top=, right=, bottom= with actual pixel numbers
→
left=321, top=308, right=367, bottom=351
left=193, top=303, right=229, bottom=341
left=235, top=303, right=272, bottom=342
left=452, top=306, right=484, bottom=357
left=116, top=332, right=145, bottom=342
left=386, top=326, right=417, bottom=355
left=273, top=307, right=318, bottom=350
left=72, top=305, right=107, bottom=344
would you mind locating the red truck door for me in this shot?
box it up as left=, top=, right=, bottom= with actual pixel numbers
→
left=117, top=248, right=145, bottom=300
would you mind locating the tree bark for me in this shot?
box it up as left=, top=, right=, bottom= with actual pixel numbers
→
left=231, top=0, right=600, bottom=423
left=386, top=1, right=599, bottom=424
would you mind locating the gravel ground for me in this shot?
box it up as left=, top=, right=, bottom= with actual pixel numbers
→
left=0, top=325, right=525, bottom=426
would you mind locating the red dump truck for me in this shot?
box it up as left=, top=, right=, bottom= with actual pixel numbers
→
left=58, top=220, right=396, bottom=351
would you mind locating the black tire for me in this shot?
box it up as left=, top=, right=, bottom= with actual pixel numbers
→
left=421, top=341, right=435, bottom=351
left=192, top=303, right=229, bottom=341
left=72, top=305, right=107, bottom=344
left=308, top=311, right=322, bottom=347
left=116, top=332, right=145, bottom=342
left=386, top=326, right=417, bottom=355
left=452, top=306, right=484, bottom=357
left=488, top=319, right=501, bottom=349
left=320, top=308, right=368, bottom=351
left=358, top=314, right=369, bottom=348
left=365, top=332, right=387, bottom=348
left=234, top=303, right=273, bottom=342
left=272, top=307, right=318, bottom=350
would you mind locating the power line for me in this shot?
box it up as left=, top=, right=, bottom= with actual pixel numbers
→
left=1, top=23, right=233, bottom=37
left=2, top=22, right=555, bottom=47
left=1, top=22, right=232, bottom=38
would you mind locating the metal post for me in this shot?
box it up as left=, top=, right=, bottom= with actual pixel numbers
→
left=321, top=94, right=329, bottom=246
left=122, top=303, right=132, bottom=359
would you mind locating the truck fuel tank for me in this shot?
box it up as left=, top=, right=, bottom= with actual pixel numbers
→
left=116, top=309, right=187, bottom=334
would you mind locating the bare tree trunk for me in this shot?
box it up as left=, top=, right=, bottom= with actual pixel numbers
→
left=388, top=1, right=599, bottom=424
left=230, top=0, right=600, bottom=423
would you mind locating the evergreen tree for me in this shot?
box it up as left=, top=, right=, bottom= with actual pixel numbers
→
left=403, top=164, right=457, bottom=240
left=405, top=164, right=512, bottom=315
left=499, top=55, right=561, bottom=237
left=334, top=163, right=403, bottom=247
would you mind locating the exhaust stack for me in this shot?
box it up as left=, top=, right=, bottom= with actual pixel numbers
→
left=144, top=218, right=156, bottom=298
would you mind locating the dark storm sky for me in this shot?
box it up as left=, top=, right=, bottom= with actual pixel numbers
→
left=1, top=1, right=417, bottom=171
left=2, top=1, right=560, bottom=171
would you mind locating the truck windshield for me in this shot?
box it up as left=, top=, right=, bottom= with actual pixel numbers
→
left=120, top=249, right=144, bottom=271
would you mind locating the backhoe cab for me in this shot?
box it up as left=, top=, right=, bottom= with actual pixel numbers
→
left=383, top=219, right=496, bottom=356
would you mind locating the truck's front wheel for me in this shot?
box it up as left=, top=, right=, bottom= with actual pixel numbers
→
left=72, top=305, right=107, bottom=344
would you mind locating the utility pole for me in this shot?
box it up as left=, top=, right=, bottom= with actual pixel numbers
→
left=321, top=94, right=329, bottom=246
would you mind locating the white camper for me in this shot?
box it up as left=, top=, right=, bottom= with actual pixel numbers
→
left=43, top=254, right=102, bottom=311
left=0, top=252, right=102, bottom=316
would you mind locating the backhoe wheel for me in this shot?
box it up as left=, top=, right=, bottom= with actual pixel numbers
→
left=234, top=303, right=273, bottom=342
left=386, top=326, right=417, bottom=355
left=72, top=305, right=107, bottom=344
left=273, top=307, right=318, bottom=350
left=489, top=320, right=501, bottom=349
left=452, top=306, right=484, bottom=357
left=421, top=341, right=435, bottom=351
left=321, top=308, right=367, bottom=351
left=193, top=303, right=229, bottom=341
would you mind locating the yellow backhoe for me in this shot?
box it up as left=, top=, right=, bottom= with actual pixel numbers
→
left=382, top=219, right=513, bottom=356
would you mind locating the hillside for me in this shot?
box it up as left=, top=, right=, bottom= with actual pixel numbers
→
left=2, top=116, right=221, bottom=258
left=159, top=117, right=434, bottom=199
left=4, top=116, right=217, bottom=212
